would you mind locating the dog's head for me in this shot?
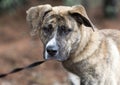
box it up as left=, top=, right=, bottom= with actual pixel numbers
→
left=27, top=4, right=94, bottom=61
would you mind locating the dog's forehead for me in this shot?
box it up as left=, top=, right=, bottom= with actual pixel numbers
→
left=52, top=6, right=71, bottom=14
left=42, top=6, right=75, bottom=28
left=43, top=7, right=70, bottom=23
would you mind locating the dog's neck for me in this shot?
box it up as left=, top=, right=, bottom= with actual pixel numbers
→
left=62, top=26, right=103, bottom=76
left=72, top=27, right=102, bottom=63
left=64, top=26, right=102, bottom=63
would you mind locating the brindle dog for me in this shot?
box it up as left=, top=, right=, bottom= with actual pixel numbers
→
left=27, top=4, right=120, bottom=85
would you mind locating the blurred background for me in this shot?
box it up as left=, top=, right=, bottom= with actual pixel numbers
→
left=0, top=0, right=120, bottom=85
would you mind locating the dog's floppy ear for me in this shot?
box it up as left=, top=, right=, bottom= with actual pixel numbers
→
left=26, top=4, right=52, bottom=35
left=69, top=5, right=94, bottom=31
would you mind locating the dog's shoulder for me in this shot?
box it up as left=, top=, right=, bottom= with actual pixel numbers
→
left=99, top=29, right=120, bottom=51
left=99, top=29, right=120, bottom=40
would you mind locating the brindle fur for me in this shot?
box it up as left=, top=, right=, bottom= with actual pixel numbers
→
left=27, top=4, right=120, bottom=85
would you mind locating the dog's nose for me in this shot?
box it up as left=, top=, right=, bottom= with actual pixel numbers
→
left=46, top=46, right=58, bottom=56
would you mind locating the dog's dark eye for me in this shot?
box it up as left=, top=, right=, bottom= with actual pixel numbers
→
left=42, top=27, right=49, bottom=33
left=58, top=26, right=72, bottom=36
left=42, top=24, right=53, bottom=34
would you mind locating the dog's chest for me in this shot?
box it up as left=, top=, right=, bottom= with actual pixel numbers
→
left=63, top=59, right=102, bottom=84
left=63, top=59, right=98, bottom=77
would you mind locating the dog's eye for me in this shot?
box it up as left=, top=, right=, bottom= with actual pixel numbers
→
left=42, top=27, right=49, bottom=33
left=58, top=26, right=72, bottom=36
left=42, top=24, right=53, bottom=34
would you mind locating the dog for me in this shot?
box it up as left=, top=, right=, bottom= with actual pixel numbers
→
left=26, top=4, right=120, bottom=85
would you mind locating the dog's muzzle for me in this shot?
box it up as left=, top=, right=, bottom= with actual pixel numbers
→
left=45, top=45, right=59, bottom=60
left=46, top=45, right=58, bottom=56
left=44, top=36, right=60, bottom=60
left=44, top=35, right=68, bottom=61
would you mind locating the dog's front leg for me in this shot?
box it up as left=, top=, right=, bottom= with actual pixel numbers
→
left=68, top=72, right=80, bottom=85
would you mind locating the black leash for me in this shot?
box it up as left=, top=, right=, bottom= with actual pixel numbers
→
left=0, top=60, right=45, bottom=78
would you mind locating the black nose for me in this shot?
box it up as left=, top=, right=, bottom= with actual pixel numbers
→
left=46, top=46, right=58, bottom=56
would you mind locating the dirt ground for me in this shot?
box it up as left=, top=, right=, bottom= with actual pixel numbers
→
left=0, top=2, right=120, bottom=85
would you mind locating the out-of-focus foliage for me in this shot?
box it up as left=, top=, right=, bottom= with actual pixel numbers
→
left=0, top=0, right=27, bottom=14
left=63, top=0, right=81, bottom=6
left=103, top=0, right=118, bottom=18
